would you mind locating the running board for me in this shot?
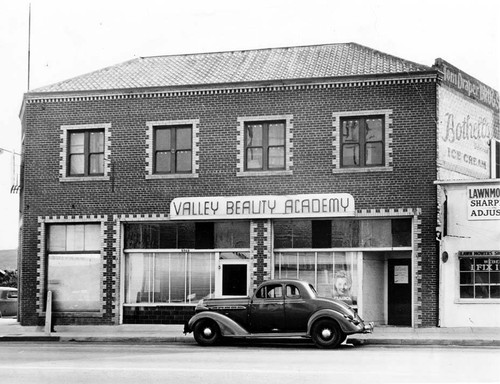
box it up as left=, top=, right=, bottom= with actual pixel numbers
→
left=224, top=332, right=309, bottom=339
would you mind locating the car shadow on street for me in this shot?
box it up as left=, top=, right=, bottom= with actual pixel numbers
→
left=218, top=338, right=357, bottom=349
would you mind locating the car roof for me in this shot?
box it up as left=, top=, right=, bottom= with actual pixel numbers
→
left=261, top=279, right=311, bottom=286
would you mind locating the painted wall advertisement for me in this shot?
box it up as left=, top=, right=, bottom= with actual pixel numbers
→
left=438, top=87, right=495, bottom=179
left=467, top=185, right=500, bottom=220
left=436, top=59, right=498, bottom=180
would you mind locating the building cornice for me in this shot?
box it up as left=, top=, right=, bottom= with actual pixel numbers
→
left=434, top=179, right=500, bottom=185
left=23, top=71, right=439, bottom=104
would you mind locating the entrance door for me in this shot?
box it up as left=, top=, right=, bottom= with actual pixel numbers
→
left=388, top=259, right=412, bottom=326
left=216, top=252, right=251, bottom=297
left=362, top=253, right=385, bottom=324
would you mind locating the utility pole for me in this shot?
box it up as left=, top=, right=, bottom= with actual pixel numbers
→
left=27, top=3, right=31, bottom=91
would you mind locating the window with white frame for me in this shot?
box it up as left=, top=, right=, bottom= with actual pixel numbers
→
left=459, top=251, right=500, bottom=300
left=47, top=224, right=102, bottom=312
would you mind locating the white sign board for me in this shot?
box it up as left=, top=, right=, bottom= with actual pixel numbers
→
left=467, top=186, right=500, bottom=220
left=170, top=193, right=355, bottom=220
left=394, top=265, right=409, bottom=284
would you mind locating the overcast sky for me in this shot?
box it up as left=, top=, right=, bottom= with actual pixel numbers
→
left=0, top=0, right=499, bottom=250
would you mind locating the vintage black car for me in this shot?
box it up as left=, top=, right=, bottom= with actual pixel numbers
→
left=184, top=279, right=373, bottom=348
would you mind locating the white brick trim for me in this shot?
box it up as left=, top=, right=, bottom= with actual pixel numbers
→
left=36, top=215, right=108, bottom=317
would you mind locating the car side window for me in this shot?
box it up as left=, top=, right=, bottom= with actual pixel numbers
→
left=7, top=292, right=18, bottom=299
left=286, top=285, right=300, bottom=298
left=256, top=284, right=283, bottom=299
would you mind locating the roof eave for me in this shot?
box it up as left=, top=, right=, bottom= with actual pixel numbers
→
left=23, top=70, right=439, bottom=101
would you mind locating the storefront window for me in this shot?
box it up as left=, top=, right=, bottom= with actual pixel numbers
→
left=459, top=251, right=500, bottom=299
left=275, top=219, right=411, bottom=249
left=274, top=251, right=358, bottom=305
left=125, top=251, right=216, bottom=304
left=47, top=224, right=101, bottom=312
left=125, top=221, right=249, bottom=249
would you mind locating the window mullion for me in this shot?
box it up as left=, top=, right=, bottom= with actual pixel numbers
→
left=84, top=131, right=90, bottom=176
left=360, top=119, right=366, bottom=167
left=171, top=128, right=177, bottom=173
left=263, top=123, right=269, bottom=170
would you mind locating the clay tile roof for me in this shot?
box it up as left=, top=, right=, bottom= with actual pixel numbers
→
left=30, top=42, right=431, bottom=94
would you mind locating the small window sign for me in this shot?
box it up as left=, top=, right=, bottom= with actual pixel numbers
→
left=394, top=265, right=409, bottom=284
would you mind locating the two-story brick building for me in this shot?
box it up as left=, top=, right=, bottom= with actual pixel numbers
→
left=18, top=43, right=499, bottom=328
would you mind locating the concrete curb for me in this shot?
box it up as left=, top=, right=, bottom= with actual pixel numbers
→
left=2, top=334, right=499, bottom=347
left=348, top=337, right=500, bottom=347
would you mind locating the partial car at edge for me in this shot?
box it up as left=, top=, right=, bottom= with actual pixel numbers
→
left=0, top=287, right=18, bottom=317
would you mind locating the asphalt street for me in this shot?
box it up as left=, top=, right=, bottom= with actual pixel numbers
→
left=1, top=342, right=499, bottom=384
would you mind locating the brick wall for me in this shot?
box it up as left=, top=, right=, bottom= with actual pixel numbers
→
left=21, top=79, right=440, bottom=326
left=123, top=306, right=195, bottom=324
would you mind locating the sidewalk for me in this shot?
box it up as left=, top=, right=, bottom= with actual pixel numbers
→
left=1, top=317, right=500, bottom=347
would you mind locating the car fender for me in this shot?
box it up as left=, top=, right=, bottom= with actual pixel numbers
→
left=188, top=311, right=251, bottom=337
left=307, top=309, right=355, bottom=335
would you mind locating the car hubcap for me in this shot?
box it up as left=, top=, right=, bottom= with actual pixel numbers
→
left=203, top=327, right=213, bottom=337
left=321, top=328, right=332, bottom=339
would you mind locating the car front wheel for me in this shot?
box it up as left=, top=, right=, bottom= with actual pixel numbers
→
left=311, top=319, right=345, bottom=349
left=193, top=319, right=221, bottom=346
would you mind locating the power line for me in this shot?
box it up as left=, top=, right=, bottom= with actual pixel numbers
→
left=0, top=147, right=21, bottom=157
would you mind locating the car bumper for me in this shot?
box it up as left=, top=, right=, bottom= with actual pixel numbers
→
left=363, top=321, right=374, bottom=333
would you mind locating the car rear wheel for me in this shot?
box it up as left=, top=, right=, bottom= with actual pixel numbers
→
left=193, top=319, right=221, bottom=346
left=311, top=319, right=345, bottom=349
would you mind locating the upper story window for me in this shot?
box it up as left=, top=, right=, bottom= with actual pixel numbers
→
left=154, top=125, right=192, bottom=174
left=146, top=119, right=199, bottom=179
left=341, top=116, right=384, bottom=167
left=245, top=121, right=285, bottom=171
left=332, top=110, right=393, bottom=173
left=60, top=123, right=111, bottom=181
left=237, top=115, right=293, bottom=177
left=69, top=130, right=105, bottom=176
